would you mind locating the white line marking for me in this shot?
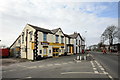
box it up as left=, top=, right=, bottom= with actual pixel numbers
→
left=61, top=72, right=106, bottom=75
left=47, top=64, right=53, bottom=66
left=9, top=70, right=15, bottom=71
left=93, top=68, right=97, bottom=70
left=108, top=75, right=113, bottom=79
left=62, top=63, right=68, bottom=65
left=27, top=66, right=37, bottom=69
left=94, top=71, right=99, bottom=73
left=38, top=65, right=44, bottom=68
left=68, top=62, right=73, bottom=63
left=54, top=63, right=61, bottom=66
left=25, top=76, right=32, bottom=78
left=76, top=61, right=81, bottom=63
left=100, top=68, right=105, bottom=71
left=103, top=71, right=108, bottom=74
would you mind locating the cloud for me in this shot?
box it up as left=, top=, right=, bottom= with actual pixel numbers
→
left=0, top=0, right=118, bottom=47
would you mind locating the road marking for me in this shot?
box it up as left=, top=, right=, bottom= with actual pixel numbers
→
left=25, top=76, right=32, bottom=78
left=27, top=66, right=37, bottom=69
left=103, top=71, right=108, bottom=74
left=61, top=72, right=106, bottom=75
left=108, top=75, right=113, bottom=79
left=68, top=61, right=73, bottom=63
left=93, top=68, right=97, bottom=70
left=76, top=61, right=81, bottom=63
left=62, top=63, right=68, bottom=65
left=9, top=69, right=15, bottom=71
left=90, top=61, right=95, bottom=67
left=54, top=63, right=61, bottom=66
left=47, top=64, right=53, bottom=66
left=94, top=71, right=99, bottom=73
left=38, top=65, right=44, bottom=68
left=100, top=68, right=105, bottom=71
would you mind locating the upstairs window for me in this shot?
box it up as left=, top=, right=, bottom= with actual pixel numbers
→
left=22, top=32, right=24, bottom=44
left=56, top=35, right=59, bottom=43
left=29, top=31, right=33, bottom=41
left=79, top=40, right=80, bottom=45
left=68, top=38, right=70, bottom=44
left=76, top=39, right=77, bottom=45
left=43, top=33, right=47, bottom=41
left=18, top=39, right=21, bottom=44
left=61, top=36, right=64, bottom=43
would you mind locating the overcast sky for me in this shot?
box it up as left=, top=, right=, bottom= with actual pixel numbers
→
left=0, top=0, right=119, bottom=47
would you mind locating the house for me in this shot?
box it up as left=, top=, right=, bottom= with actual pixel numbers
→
left=10, top=24, right=85, bottom=60
left=64, top=34, right=74, bottom=55
left=10, top=35, right=21, bottom=57
left=69, top=32, right=85, bottom=54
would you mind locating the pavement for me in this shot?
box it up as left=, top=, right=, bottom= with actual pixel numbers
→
left=1, top=53, right=119, bottom=80
left=1, top=58, right=30, bottom=66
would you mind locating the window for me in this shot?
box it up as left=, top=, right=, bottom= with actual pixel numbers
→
left=40, top=50, right=42, bottom=54
left=61, top=36, right=64, bottom=43
left=56, top=35, right=59, bottom=43
left=43, top=48, right=47, bottom=55
left=76, top=39, right=77, bottom=45
left=22, top=32, right=24, bottom=43
left=49, top=50, right=51, bottom=53
left=43, top=33, right=47, bottom=41
left=68, top=38, right=70, bottom=44
left=18, top=39, right=21, bottom=43
left=79, top=40, right=80, bottom=45
left=29, top=31, right=33, bottom=41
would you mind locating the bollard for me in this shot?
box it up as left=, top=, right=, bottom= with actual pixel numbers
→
left=84, top=56, right=86, bottom=60
left=80, top=56, right=82, bottom=60
left=77, top=56, right=79, bottom=60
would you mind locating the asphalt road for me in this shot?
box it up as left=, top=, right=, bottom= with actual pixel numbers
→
left=90, top=51, right=119, bottom=79
left=2, top=53, right=119, bottom=79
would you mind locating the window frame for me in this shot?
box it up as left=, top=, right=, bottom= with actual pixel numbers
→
left=43, top=33, right=47, bottom=42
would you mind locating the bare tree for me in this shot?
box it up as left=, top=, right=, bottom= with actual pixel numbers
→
left=101, top=25, right=117, bottom=51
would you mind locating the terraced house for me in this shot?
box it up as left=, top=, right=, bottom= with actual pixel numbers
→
left=10, top=24, right=85, bottom=60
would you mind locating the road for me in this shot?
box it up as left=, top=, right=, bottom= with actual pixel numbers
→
left=90, top=51, right=119, bottom=79
left=2, top=53, right=119, bottom=80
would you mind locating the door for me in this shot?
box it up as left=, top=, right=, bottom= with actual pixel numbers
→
left=43, top=48, right=47, bottom=56
left=53, top=48, right=59, bottom=57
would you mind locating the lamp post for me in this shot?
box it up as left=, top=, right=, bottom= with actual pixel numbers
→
left=84, top=31, right=87, bottom=50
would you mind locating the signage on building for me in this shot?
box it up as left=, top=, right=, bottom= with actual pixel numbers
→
left=43, top=46, right=48, bottom=48
left=41, top=42, right=49, bottom=45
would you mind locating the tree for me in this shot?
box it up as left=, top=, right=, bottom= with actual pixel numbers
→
left=101, top=25, right=117, bottom=51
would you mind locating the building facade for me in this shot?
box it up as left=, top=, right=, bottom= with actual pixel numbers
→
left=10, top=24, right=85, bottom=60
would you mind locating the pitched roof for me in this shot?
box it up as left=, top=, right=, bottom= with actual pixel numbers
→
left=28, top=24, right=53, bottom=34
left=10, top=35, right=21, bottom=48
left=69, top=32, right=84, bottom=41
left=69, top=32, right=78, bottom=38
left=51, top=28, right=60, bottom=34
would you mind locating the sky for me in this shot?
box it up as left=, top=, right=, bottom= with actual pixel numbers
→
left=0, top=0, right=119, bottom=47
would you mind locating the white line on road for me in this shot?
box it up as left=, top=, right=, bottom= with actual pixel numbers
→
left=94, top=71, right=99, bottom=73
left=9, top=69, right=15, bottom=71
left=68, top=61, right=73, bottom=63
left=93, top=68, right=97, bottom=70
left=47, top=64, right=53, bottom=67
left=38, top=65, right=44, bottom=68
left=27, top=66, right=37, bottom=69
left=25, top=76, right=32, bottom=78
left=61, top=72, right=107, bottom=75
left=100, top=68, right=105, bottom=71
left=54, top=63, right=61, bottom=66
left=62, top=63, right=68, bottom=65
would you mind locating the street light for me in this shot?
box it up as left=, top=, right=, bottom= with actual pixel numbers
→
left=84, top=31, right=87, bottom=50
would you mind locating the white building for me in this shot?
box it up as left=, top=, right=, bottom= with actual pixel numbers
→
left=10, top=24, right=85, bottom=60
